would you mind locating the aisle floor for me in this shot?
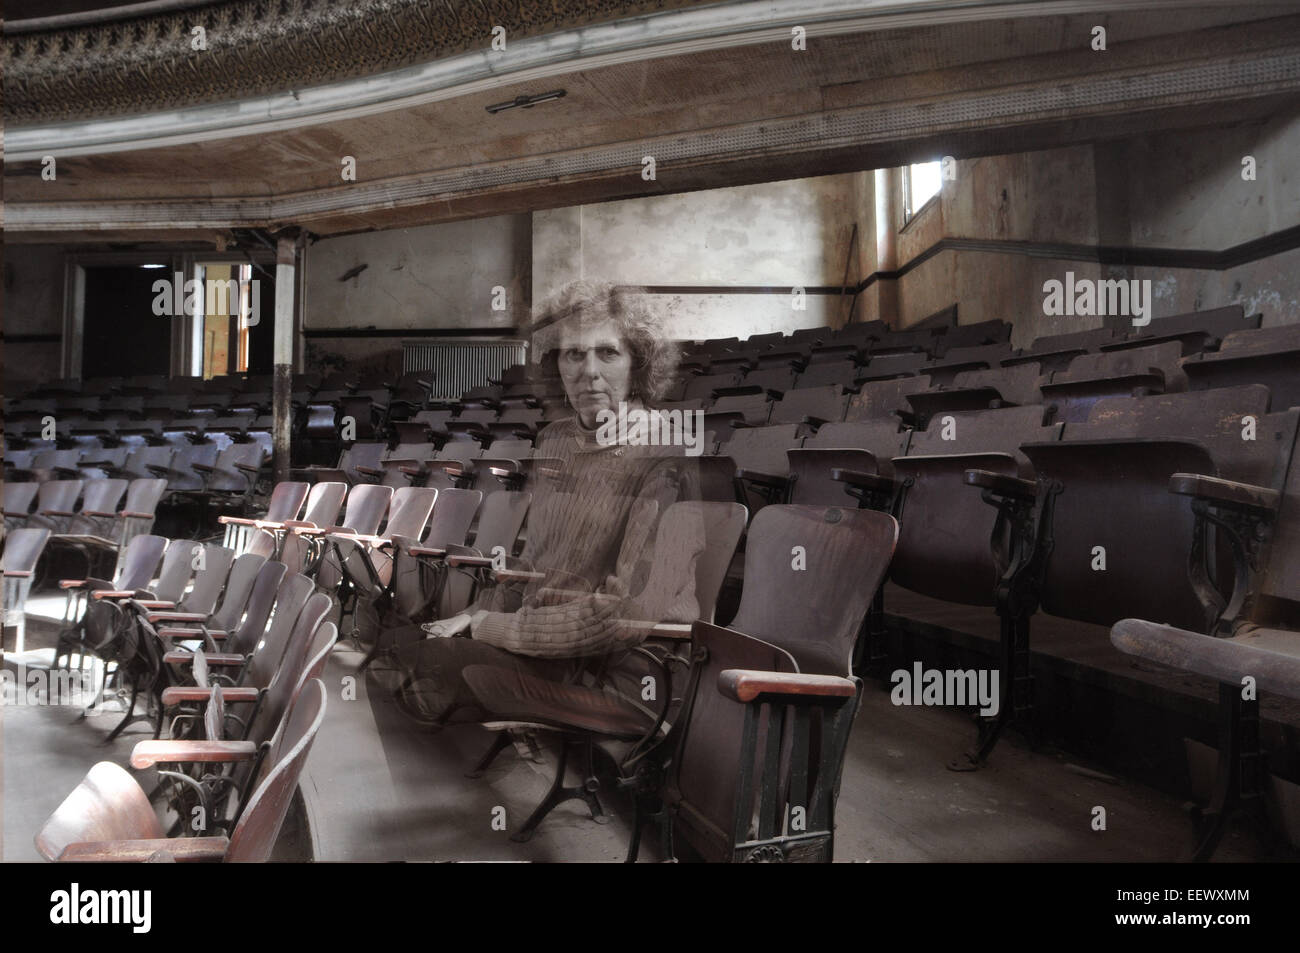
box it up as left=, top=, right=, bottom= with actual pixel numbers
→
left=2, top=594, right=1266, bottom=863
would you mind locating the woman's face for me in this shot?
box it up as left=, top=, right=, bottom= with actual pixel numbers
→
left=557, top=319, right=634, bottom=429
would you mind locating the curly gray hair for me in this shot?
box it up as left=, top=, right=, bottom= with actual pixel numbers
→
left=531, top=281, right=679, bottom=403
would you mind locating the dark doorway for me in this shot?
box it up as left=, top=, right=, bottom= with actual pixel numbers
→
left=82, top=265, right=172, bottom=380
left=248, top=269, right=275, bottom=374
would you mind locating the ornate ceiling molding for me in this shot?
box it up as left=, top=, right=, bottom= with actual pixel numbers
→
left=11, top=45, right=1299, bottom=233
left=4, top=0, right=716, bottom=124
left=5, top=0, right=1247, bottom=161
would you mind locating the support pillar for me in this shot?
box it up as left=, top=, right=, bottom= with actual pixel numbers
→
left=272, top=231, right=300, bottom=486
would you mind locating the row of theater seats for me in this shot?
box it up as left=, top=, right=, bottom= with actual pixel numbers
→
left=301, top=304, right=1298, bottom=859
left=3, top=442, right=269, bottom=546
left=671, top=309, right=1300, bottom=860
left=6, top=368, right=436, bottom=450
left=5, top=443, right=267, bottom=497
left=13, top=304, right=1300, bottom=860
left=24, top=468, right=902, bottom=862
left=35, top=531, right=337, bottom=862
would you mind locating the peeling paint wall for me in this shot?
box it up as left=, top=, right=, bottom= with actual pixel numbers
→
left=1135, top=246, right=1300, bottom=327
left=301, top=214, right=531, bottom=375
left=1125, top=108, right=1300, bottom=249
left=533, top=173, right=870, bottom=341
left=881, top=123, right=1299, bottom=342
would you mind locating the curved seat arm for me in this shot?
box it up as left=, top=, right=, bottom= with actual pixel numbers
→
left=830, top=468, right=895, bottom=493
left=718, top=669, right=857, bottom=704
left=58, top=837, right=229, bottom=863
left=1170, top=473, right=1279, bottom=515
left=130, top=740, right=258, bottom=769
left=964, top=469, right=1036, bottom=501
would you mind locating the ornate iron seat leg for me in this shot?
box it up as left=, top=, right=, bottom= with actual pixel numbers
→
left=1187, top=683, right=1267, bottom=861
left=466, top=732, right=513, bottom=780
left=510, top=738, right=606, bottom=843
left=951, top=481, right=1055, bottom=771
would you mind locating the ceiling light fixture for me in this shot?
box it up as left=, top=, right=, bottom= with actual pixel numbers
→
left=486, top=89, right=566, bottom=114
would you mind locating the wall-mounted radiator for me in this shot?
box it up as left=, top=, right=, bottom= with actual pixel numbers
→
left=402, top=338, right=528, bottom=399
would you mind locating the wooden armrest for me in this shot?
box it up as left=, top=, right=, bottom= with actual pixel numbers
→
left=830, top=468, right=895, bottom=492
left=397, top=465, right=426, bottom=476
left=292, top=525, right=327, bottom=535
left=4, top=569, right=34, bottom=578
left=233, top=462, right=262, bottom=474
left=149, top=611, right=208, bottom=623
left=718, top=669, right=857, bottom=704
left=158, top=626, right=227, bottom=640
left=963, top=469, right=1036, bottom=499
left=618, top=621, right=694, bottom=641
left=409, top=546, right=447, bottom=558
left=328, top=532, right=390, bottom=548
left=59, top=837, right=229, bottom=863
left=646, top=623, right=694, bottom=640
left=40, top=509, right=78, bottom=518
left=80, top=509, right=117, bottom=518
left=191, top=462, right=215, bottom=473
left=134, top=600, right=175, bottom=610
left=448, top=555, right=493, bottom=568
left=162, top=649, right=243, bottom=666
left=92, top=590, right=135, bottom=600
left=160, top=684, right=250, bottom=705
left=1169, top=473, right=1279, bottom=514
left=494, top=569, right=545, bottom=583
left=198, top=653, right=245, bottom=667
left=354, top=466, right=383, bottom=476
left=130, top=739, right=258, bottom=769
left=281, top=519, right=314, bottom=529
left=218, top=515, right=260, bottom=526
left=121, top=510, right=155, bottom=519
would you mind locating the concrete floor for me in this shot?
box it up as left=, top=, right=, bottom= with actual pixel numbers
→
left=2, top=592, right=1268, bottom=863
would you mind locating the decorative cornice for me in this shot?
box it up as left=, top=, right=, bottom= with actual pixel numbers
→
left=10, top=45, right=1300, bottom=231
left=3, top=0, right=712, bottom=124
left=6, top=0, right=1255, bottom=134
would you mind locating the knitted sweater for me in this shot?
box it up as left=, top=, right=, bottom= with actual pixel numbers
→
left=471, top=414, right=702, bottom=658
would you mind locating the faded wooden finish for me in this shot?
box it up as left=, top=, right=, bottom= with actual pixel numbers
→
left=35, top=762, right=164, bottom=862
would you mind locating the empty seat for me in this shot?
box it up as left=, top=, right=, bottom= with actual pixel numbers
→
left=853, top=352, right=929, bottom=383
left=653, top=504, right=898, bottom=861
left=1113, top=304, right=1260, bottom=355
left=767, top=385, right=850, bottom=428
left=845, top=375, right=934, bottom=423
left=796, top=357, right=862, bottom=390
left=1110, top=421, right=1300, bottom=859
left=935, top=319, right=1012, bottom=354
left=3, top=527, right=52, bottom=654
left=1039, top=341, right=1186, bottom=423
left=1181, top=324, right=1300, bottom=411
left=1009, top=325, right=1119, bottom=372
left=3, top=482, right=41, bottom=531
left=701, top=424, right=801, bottom=509
left=904, top=363, right=1045, bottom=428
left=25, top=480, right=86, bottom=534
left=36, top=679, right=328, bottom=863
left=968, top=386, right=1299, bottom=766
left=787, top=420, right=911, bottom=507
left=921, top=343, right=1017, bottom=386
